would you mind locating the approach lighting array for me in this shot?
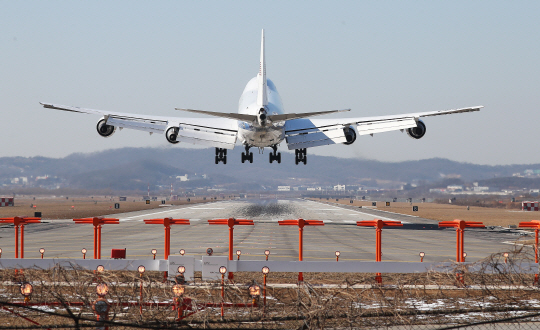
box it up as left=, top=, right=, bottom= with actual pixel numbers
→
left=96, top=265, right=104, bottom=273
left=151, top=249, right=157, bottom=259
left=335, top=251, right=340, bottom=261
left=503, top=252, right=509, bottom=263
left=20, top=282, right=33, bottom=297
left=236, top=250, right=241, bottom=260
left=0, top=248, right=2, bottom=258
left=81, top=248, right=87, bottom=259
left=249, top=284, right=260, bottom=297
left=219, top=266, right=227, bottom=275
left=462, top=252, right=467, bottom=261
left=264, top=250, right=270, bottom=261
left=262, top=266, right=270, bottom=275
left=177, top=266, right=186, bottom=274
left=206, top=248, right=213, bottom=256
left=39, top=248, right=45, bottom=259
left=179, top=249, right=185, bottom=256
left=419, top=251, right=425, bottom=262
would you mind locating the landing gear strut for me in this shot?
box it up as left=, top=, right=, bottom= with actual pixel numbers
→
left=215, top=148, right=227, bottom=164
left=241, top=146, right=253, bottom=163
left=295, top=148, right=307, bottom=165
left=269, top=145, right=281, bottom=164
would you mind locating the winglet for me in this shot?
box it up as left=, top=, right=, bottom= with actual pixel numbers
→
left=257, top=29, right=268, bottom=107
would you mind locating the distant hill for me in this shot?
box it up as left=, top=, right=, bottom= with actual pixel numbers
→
left=1, top=147, right=539, bottom=192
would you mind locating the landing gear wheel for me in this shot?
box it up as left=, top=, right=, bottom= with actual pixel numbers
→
left=215, top=148, right=227, bottom=164
left=242, top=146, right=253, bottom=164
left=269, top=146, right=281, bottom=164
left=294, top=148, right=307, bottom=165
left=249, top=152, right=253, bottom=163
left=277, top=152, right=281, bottom=164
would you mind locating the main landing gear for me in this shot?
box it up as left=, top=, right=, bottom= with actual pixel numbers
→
left=241, top=146, right=253, bottom=163
left=295, top=148, right=307, bottom=165
left=269, top=145, right=281, bottom=164
left=215, top=148, right=227, bottom=164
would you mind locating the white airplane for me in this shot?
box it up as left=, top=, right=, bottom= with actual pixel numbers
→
left=41, top=30, right=482, bottom=165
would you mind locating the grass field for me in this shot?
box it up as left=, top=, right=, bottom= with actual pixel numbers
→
left=315, top=198, right=540, bottom=227
left=0, top=196, right=227, bottom=219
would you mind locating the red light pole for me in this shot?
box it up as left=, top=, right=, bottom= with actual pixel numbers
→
left=519, top=220, right=540, bottom=284
left=357, top=219, right=403, bottom=284
left=0, top=217, right=41, bottom=258
left=73, top=217, right=119, bottom=259
left=438, top=219, right=485, bottom=285
left=278, top=218, right=324, bottom=282
left=208, top=218, right=254, bottom=280
left=144, top=218, right=190, bottom=259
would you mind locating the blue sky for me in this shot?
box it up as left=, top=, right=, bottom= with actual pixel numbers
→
left=1, top=1, right=539, bottom=165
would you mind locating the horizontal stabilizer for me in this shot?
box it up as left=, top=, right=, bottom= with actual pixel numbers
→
left=269, top=109, right=350, bottom=122
left=175, top=108, right=256, bottom=122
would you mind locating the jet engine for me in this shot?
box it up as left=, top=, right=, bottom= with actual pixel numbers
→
left=166, top=126, right=180, bottom=144
left=96, top=118, right=116, bottom=137
left=407, top=120, right=426, bottom=139
left=343, top=127, right=357, bottom=145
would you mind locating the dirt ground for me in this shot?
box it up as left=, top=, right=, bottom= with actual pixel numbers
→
left=315, top=198, right=540, bottom=227
left=0, top=196, right=231, bottom=219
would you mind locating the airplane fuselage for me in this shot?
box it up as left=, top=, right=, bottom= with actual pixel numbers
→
left=237, top=77, right=285, bottom=148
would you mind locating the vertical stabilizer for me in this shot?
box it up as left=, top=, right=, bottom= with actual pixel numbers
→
left=257, top=29, right=268, bottom=107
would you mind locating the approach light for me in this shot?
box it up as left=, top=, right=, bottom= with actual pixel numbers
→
left=249, top=284, right=260, bottom=297
left=0, top=248, right=2, bottom=258
left=151, top=249, right=157, bottom=259
left=20, top=282, right=33, bottom=297
left=172, top=284, right=184, bottom=297
left=96, top=265, right=104, bottom=273
left=419, top=251, right=425, bottom=262
left=335, top=251, right=340, bottom=261
left=39, top=248, right=45, bottom=259
left=138, top=265, right=146, bottom=275
left=96, top=283, right=109, bottom=297
left=219, top=266, right=227, bottom=275
left=179, top=249, right=185, bottom=256
left=206, top=248, right=213, bottom=256
left=81, top=248, right=87, bottom=259
left=262, top=266, right=270, bottom=275
left=177, top=266, right=185, bottom=274
left=264, top=250, right=270, bottom=261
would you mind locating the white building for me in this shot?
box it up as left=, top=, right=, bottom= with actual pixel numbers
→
left=278, top=186, right=291, bottom=191
left=334, top=185, right=346, bottom=191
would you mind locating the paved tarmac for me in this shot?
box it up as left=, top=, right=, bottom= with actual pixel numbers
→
left=0, top=198, right=529, bottom=262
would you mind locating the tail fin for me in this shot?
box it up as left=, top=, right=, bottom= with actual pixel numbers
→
left=257, top=29, right=268, bottom=107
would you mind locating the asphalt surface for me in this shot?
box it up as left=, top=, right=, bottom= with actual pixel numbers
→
left=0, top=198, right=530, bottom=262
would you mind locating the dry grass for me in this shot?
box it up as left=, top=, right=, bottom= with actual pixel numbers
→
left=0, top=196, right=231, bottom=219
left=316, top=198, right=540, bottom=227
left=1, top=249, right=540, bottom=328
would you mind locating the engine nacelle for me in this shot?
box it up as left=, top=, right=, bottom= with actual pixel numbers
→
left=343, top=127, right=357, bottom=145
left=407, top=120, right=426, bottom=139
left=166, top=126, right=180, bottom=144
left=96, top=118, right=116, bottom=137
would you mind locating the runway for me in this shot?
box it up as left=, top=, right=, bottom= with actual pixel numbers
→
left=0, top=198, right=524, bottom=263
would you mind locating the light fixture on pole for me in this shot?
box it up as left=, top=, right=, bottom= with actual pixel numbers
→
left=264, top=250, right=270, bottom=261
left=262, top=266, right=270, bottom=308
left=172, top=284, right=184, bottom=297
left=81, top=248, right=87, bottom=259
left=0, top=248, right=2, bottom=258
left=179, top=249, right=185, bottom=256
left=39, top=248, right=45, bottom=259
left=335, top=251, right=340, bottom=262
left=20, top=282, right=33, bottom=303
left=462, top=252, right=467, bottom=262
left=206, top=248, right=213, bottom=256
left=138, top=265, right=145, bottom=314
left=419, top=252, right=425, bottom=262
left=503, top=252, right=509, bottom=264
left=172, top=284, right=185, bottom=320
left=96, top=265, right=104, bottom=273
left=151, top=249, right=157, bottom=260
left=219, top=266, right=227, bottom=319
left=236, top=250, right=241, bottom=260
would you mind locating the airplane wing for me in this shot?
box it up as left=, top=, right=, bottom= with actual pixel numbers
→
left=284, top=106, right=483, bottom=150
left=40, top=103, right=238, bottom=149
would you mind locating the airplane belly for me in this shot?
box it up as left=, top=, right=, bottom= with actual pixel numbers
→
left=238, top=124, right=284, bottom=148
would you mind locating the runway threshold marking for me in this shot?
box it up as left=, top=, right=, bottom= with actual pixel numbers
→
left=309, top=200, right=411, bottom=223
left=120, top=208, right=188, bottom=221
